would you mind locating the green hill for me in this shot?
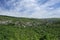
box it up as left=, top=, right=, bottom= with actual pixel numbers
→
left=0, top=15, right=60, bottom=40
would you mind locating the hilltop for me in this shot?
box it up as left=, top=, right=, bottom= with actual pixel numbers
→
left=0, top=15, right=60, bottom=40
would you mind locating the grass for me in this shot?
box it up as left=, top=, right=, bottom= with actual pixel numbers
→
left=0, top=15, right=60, bottom=40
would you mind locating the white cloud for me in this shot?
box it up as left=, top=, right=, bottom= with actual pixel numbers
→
left=0, top=0, right=60, bottom=18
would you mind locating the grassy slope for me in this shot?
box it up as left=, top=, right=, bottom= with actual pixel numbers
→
left=0, top=15, right=60, bottom=40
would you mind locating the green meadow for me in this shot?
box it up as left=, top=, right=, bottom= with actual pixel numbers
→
left=0, top=15, right=60, bottom=40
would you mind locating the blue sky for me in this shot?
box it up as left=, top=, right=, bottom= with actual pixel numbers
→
left=0, top=0, right=60, bottom=18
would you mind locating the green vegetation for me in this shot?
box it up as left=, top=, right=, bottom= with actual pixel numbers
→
left=0, top=15, right=60, bottom=40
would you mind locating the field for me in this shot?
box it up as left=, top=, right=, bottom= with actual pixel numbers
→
left=0, top=15, right=60, bottom=40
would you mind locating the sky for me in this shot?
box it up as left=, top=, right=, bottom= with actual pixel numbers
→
left=0, top=0, right=60, bottom=18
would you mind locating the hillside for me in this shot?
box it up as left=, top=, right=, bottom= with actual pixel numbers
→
left=0, top=15, right=60, bottom=40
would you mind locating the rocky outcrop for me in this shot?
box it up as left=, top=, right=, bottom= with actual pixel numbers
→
left=0, top=20, right=13, bottom=25
left=0, top=20, right=41, bottom=27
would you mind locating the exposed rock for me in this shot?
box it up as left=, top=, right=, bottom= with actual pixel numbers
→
left=0, top=20, right=41, bottom=27
left=0, top=20, right=13, bottom=25
left=26, top=22, right=33, bottom=26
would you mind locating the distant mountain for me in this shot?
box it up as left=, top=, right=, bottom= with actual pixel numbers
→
left=0, top=15, right=60, bottom=40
